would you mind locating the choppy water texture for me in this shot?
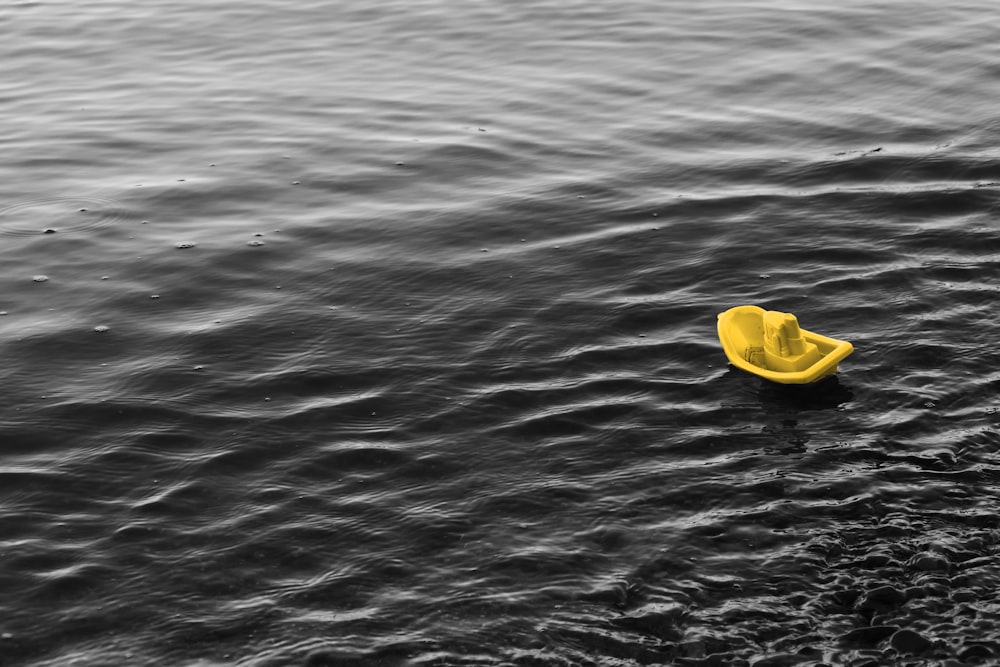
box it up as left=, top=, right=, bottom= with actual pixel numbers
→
left=2, top=1, right=1000, bottom=665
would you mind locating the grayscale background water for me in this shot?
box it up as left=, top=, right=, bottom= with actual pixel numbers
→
left=1, top=1, right=999, bottom=666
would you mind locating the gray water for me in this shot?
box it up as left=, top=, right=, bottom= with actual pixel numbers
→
left=2, top=2, right=1000, bottom=665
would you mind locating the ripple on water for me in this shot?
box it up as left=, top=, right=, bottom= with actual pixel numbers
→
left=0, top=194, right=132, bottom=237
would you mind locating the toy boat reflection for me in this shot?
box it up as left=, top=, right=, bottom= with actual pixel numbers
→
left=717, top=305, right=853, bottom=384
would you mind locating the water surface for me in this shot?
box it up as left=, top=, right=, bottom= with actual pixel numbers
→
left=1, top=1, right=1000, bottom=665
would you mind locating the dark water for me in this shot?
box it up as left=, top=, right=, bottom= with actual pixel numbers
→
left=2, top=1, right=1000, bottom=665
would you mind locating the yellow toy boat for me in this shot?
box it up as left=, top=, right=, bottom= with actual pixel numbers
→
left=717, top=305, right=853, bottom=384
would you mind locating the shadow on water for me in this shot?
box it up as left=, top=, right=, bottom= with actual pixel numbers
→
left=718, top=366, right=855, bottom=413
left=756, top=374, right=855, bottom=413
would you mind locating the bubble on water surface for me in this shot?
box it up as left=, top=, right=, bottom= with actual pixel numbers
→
left=0, top=194, right=131, bottom=237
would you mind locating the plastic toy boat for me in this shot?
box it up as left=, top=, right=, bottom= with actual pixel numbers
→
left=717, top=305, right=853, bottom=384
